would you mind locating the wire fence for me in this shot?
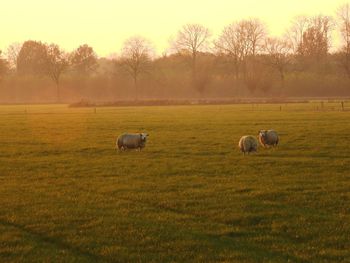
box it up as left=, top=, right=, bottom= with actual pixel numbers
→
left=0, top=100, right=349, bottom=115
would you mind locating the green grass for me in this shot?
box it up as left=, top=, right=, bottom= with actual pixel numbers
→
left=0, top=103, right=349, bottom=262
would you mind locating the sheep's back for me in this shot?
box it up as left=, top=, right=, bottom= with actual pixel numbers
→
left=118, top=134, right=141, bottom=148
left=266, top=130, right=279, bottom=144
left=239, top=136, right=257, bottom=152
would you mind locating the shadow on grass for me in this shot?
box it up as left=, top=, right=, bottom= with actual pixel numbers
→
left=0, top=219, right=106, bottom=262
left=204, top=232, right=305, bottom=262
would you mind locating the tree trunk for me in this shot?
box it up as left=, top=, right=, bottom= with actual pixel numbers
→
left=134, top=75, right=138, bottom=101
left=279, top=70, right=285, bottom=97
left=56, top=81, right=60, bottom=103
left=192, top=51, right=197, bottom=90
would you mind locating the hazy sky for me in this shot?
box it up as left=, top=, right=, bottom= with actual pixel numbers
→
left=0, top=0, right=347, bottom=57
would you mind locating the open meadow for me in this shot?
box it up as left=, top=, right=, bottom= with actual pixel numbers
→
left=0, top=103, right=349, bottom=262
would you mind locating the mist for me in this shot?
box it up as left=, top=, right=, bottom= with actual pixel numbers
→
left=1, top=7, right=350, bottom=104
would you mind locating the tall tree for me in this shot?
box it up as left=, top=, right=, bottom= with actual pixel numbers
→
left=16, top=41, right=69, bottom=101
left=337, top=3, right=350, bottom=78
left=286, top=16, right=309, bottom=54
left=70, top=44, right=98, bottom=74
left=215, top=22, right=249, bottom=78
left=215, top=19, right=266, bottom=88
left=17, top=40, right=48, bottom=75
left=263, top=37, right=292, bottom=95
left=120, top=36, right=154, bottom=100
left=46, top=44, right=69, bottom=102
left=215, top=19, right=266, bottom=78
left=172, top=24, right=211, bottom=90
left=297, top=16, right=333, bottom=60
left=246, top=18, right=267, bottom=56
left=6, top=42, right=22, bottom=70
left=0, top=51, right=9, bottom=81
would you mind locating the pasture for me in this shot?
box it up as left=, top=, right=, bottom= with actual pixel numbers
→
left=0, top=103, right=349, bottom=262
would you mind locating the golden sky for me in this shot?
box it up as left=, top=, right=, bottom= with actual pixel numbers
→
left=0, top=0, right=347, bottom=57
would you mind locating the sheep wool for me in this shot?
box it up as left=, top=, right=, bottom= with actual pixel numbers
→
left=238, top=135, right=258, bottom=155
left=258, top=130, right=279, bottom=147
left=117, top=133, right=148, bottom=150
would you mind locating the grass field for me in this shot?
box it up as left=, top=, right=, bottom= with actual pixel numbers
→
left=0, top=103, right=349, bottom=262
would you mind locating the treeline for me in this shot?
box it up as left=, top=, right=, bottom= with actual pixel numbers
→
left=1, top=4, right=350, bottom=103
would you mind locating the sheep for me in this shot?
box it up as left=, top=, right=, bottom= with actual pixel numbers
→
left=238, top=135, right=258, bottom=155
left=116, top=133, right=149, bottom=151
left=258, top=130, right=279, bottom=147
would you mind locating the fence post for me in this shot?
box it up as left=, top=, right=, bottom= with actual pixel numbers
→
left=341, top=101, right=344, bottom=111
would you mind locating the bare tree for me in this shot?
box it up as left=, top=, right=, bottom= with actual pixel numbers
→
left=46, top=44, right=69, bottom=102
left=337, top=3, right=350, bottom=78
left=246, top=18, right=267, bottom=55
left=263, top=37, right=292, bottom=95
left=6, top=42, right=22, bottom=70
left=172, top=24, right=211, bottom=89
left=120, top=36, right=154, bottom=100
left=215, top=18, right=266, bottom=89
left=0, top=50, right=9, bottom=82
left=286, top=16, right=309, bottom=54
left=215, top=22, right=250, bottom=78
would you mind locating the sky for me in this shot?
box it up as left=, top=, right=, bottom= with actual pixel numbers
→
left=0, top=0, right=348, bottom=57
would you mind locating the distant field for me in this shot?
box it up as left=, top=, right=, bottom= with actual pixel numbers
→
left=0, top=103, right=349, bottom=262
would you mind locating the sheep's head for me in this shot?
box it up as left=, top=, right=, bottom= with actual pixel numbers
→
left=258, top=130, right=267, bottom=138
left=140, top=133, right=149, bottom=141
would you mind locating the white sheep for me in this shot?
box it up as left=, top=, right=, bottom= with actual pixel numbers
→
left=116, top=133, right=149, bottom=151
left=258, top=130, right=279, bottom=147
left=238, top=135, right=258, bottom=155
